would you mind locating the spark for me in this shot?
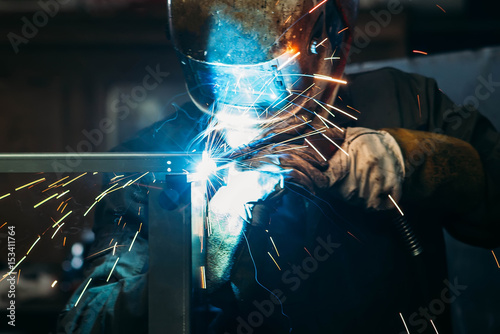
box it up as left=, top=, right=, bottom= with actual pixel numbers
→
left=313, top=74, right=347, bottom=85
left=388, top=195, right=404, bottom=216
left=316, top=37, right=328, bottom=47
left=200, top=266, right=207, bottom=289
left=321, top=132, right=349, bottom=156
left=347, top=105, right=361, bottom=114
left=269, top=236, right=280, bottom=257
left=61, top=203, right=68, bottom=213
left=83, top=201, right=98, bottom=217
left=56, top=201, right=64, bottom=211
left=347, top=231, right=362, bottom=243
left=436, top=4, right=446, bottom=13
left=86, top=245, right=124, bottom=259
left=309, top=0, right=327, bottom=13
left=117, top=216, right=122, bottom=226
left=51, top=223, right=64, bottom=239
left=0, top=222, right=7, bottom=230
left=417, top=94, right=422, bottom=117
left=33, top=193, right=59, bottom=208
left=113, top=242, right=117, bottom=256
left=430, top=319, right=440, bottom=334
left=338, top=27, right=349, bottom=34
left=284, top=15, right=292, bottom=24
left=63, top=237, right=66, bottom=247
left=109, top=238, right=114, bottom=246
left=130, top=172, right=149, bottom=185
left=26, top=236, right=41, bottom=255
left=304, top=247, right=312, bottom=257
left=57, top=190, right=70, bottom=199
left=48, top=176, right=69, bottom=188
left=492, top=250, right=500, bottom=268
left=315, top=113, right=344, bottom=132
left=324, top=56, right=341, bottom=60
left=52, top=211, right=72, bottom=228
left=129, top=231, right=139, bottom=252
left=74, top=278, right=92, bottom=307
left=305, top=138, right=327, bottom=161
left=413, top=50, right=428, bottom=55
left=110, top=174, right=125, bottom=182
left=51, top=280, right=58, bottom=288
left=277, top=51, right=301, bottom=71
left=268, top=252, right=281, bottom=270
left=399, top=313, right=411, bottom=334
left=17, top=269, right=21, bottom=284
left=6, top=256, right=26, bottom=277
left=0, top=193, right=11, bottom=200
left=106, top=257, right=120, bottom=282
left=16, top=178, right=45, bottom=191
left=324, top=102, right=358, bottom=120
left=96, top=183, right=119, bottom=201
left=63, top=172, right=87, bottom=187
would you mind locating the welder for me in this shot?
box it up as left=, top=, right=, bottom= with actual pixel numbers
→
left=58, top=1, right=500, bottom=333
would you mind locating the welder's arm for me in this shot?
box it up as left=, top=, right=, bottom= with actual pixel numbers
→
left=381, top=128, right=486, bottom=213
left=57, top=174, right=151, bottom=333
left=407, top=75, right=500, bottom=248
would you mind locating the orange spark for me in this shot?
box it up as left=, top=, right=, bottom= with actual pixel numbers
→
left=492, top=250, right=500, bottom=268
left=436, top=4, right=446, bottom=13
left=338, top=27, right=349, bottom=34
left=0, top=222, right=7, bottom=230
left=417, top=94, right=422, bottom=117
left=268, top=252, right=281, bottom=270
left=309, top=0, right=327, bottom=13
left=413, top=50, right=428, bottom=55
left=63, top=237, right=66, bottom=247
left=347, top=105, right=361, bottom=114
left=304, top=247, right=313, bottom=257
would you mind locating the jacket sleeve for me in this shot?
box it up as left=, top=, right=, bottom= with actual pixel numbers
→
left=57, top=172, right=154, bottom=334
left=392, top=70, right=500, bottom=248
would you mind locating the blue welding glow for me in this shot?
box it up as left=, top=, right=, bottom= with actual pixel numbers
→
left=214, top=108, right=262, bottom=148
left=196, top=151, right=218, bottom=181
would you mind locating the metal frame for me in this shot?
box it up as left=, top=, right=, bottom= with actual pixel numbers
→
left=0, top=153, right=206, bottom=334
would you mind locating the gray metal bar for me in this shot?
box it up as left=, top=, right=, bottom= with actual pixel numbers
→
left=149, top=175, right=192, bottom=334
left=0, top=153, right=198, bottom=173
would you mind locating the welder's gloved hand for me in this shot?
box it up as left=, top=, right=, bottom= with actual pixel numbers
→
left=325, top=127, right=406, bottom=211
left=233, top=127, right=345, bottom=195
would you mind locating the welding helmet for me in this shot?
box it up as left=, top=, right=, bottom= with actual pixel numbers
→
left=168, top=0, right=358, bottom=124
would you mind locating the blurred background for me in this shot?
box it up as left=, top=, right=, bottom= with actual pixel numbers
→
left=0, top=0, right=499, bottom=333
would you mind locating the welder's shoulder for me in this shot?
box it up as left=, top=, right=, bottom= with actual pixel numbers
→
left=345, top=66, right=439, bottom=97
left=112, top=102, right=205, bottom=153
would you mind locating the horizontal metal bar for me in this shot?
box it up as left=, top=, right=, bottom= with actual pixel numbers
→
left=0, top=152, right=200, bottom=173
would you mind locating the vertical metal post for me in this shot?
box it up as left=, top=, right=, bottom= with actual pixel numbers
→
left=149, top=175, right=192, bottom=334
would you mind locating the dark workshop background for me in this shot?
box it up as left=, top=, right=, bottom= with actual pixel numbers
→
left=0, top=0, right=499, bottom=333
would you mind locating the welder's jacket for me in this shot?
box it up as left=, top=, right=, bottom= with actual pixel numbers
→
left=58, top=68, right=500, bottom=334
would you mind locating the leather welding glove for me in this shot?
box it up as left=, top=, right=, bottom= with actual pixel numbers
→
left=325, top=127, right=406, bottom=211
left=230, top=127, right=345, bottom=195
